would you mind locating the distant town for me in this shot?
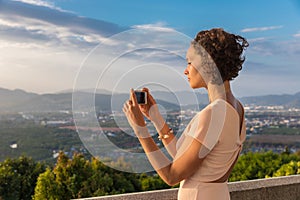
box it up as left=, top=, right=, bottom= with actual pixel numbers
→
left=1, top=103, right=300, bottom=162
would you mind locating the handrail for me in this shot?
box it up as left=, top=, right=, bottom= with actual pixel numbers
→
left=75, top=175, right=300, bottom=200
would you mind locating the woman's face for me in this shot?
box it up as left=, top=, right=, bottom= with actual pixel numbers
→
left=184, top=46, right=207, bottom=89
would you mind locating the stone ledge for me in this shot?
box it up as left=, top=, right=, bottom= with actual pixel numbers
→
left=77, top=188, right=178, bottom=200
left=76, top=175, right=300, bottom=200
left=229, top=175, right=300, bottom=200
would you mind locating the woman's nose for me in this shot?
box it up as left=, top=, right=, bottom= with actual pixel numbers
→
left=184, top=67, right=189, bottom=75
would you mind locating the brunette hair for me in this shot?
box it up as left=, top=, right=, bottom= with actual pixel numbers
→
left=193, top=28, right=249, bottom=81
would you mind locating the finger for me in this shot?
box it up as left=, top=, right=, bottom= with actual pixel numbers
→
left=130, top=88, right=138, bottom=106
left=126, top=101, right=133, bottom=110
left=123, top=102, right=129, bottom=111
left=142, top=87, right=149, bottom=92
left=148, top=93, right=156, bottom=105
left=139, top=104, right=147, bottom=113
left=141, top=88, right=151, bottom=104
left=128, top=100, right=133, bottom=105
left=123, top=106, right=127, bottom=113
left=142, top=88, right=156, bottom=105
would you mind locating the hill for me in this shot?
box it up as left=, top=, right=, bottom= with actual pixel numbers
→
left=240, top=92, right=300, bottom=107
left=1, top=87, right=300, bottom=112
left=0, top=88, right=181, bottom=112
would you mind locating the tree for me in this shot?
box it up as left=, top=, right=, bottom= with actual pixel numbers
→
left=87, top=157, right=141, bottom=195
left=33, top=152, right=143, bottom=199
left=0, top=156, right=45, bottom=200
left=229, top=151, right=300, bottom=182
left=33, top=168, right=60, bottom=200
left=33, top=152, right=92, bottom=199
left=273, top=161, right=300, bottom=177
left=139, top=173, right=171, bottom=191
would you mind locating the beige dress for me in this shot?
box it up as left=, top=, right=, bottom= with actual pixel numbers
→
left=176, top=99, right=246, bottom=200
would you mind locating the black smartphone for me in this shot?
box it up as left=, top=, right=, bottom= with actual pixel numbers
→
left=134, top=90, right=147, bottom=104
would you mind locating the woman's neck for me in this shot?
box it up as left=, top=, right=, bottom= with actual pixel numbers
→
left=207, top=81, right=232, bottom=103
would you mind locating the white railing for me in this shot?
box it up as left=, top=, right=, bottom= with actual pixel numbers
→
left=76, top=175, right=300, bottom=200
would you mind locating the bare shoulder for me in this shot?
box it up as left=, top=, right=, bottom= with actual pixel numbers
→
left=227, top=98, right=245, bottom=124
left=235, top=99, right=245, bottom=119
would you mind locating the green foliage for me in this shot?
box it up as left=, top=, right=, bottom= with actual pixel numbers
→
left=272, top=161, right=300, bottom=177
left=2, top=150, right=300, bottom=200
left=229, top=151, right=300, bottom=181
left=0, top=156, right=46, bottom=200
left=33, top=168, right=60, bottom=200
left=33, top=152, right=142, bottom=200
left=139, top=173, right=171, bottom=191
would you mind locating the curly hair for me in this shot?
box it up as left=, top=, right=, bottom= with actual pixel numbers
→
left=193, top=28, right=249, bottom=82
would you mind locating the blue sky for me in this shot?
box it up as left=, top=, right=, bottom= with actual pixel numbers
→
left=54, top=0, right=300, bottom=38
left=0, top=0, right=300, bottom=97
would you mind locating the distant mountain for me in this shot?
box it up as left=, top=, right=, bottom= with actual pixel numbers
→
left=0, top=88, right=72, bottom=112
left=151, top=91, right=208, bottom=106
left=0, top=88, right=181, bottom=112
left=240, top=92, right=300, bottom=107
left=1, top=87, right=300, bottom=112
left=0, top=88, right=38, bottom=110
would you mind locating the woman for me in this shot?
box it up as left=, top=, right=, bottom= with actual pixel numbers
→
left=123, top=28, right=248, bottom=199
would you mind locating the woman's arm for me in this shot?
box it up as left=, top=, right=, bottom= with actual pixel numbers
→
left=139, top=88, right=178, bottom=158
left=151, top=114, right=178, bottom=158
left=123, top=89, right=204, bottom=185
left=138, top=134, right=203, bottom=186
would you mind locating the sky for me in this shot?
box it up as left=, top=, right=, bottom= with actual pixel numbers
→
left=0, top=0, right=300, bottom=97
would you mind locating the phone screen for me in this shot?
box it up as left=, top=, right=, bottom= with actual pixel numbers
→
left=135, top=91, right=147, bottom=104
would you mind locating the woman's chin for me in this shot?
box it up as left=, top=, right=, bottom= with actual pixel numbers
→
left=190, top=84, right=198, bottom=89
left=190, top=84, right=205, bottom=89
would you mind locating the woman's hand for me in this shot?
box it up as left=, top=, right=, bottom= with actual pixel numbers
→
left=139, top=88, right=165, bottom=132
left=123, top=89, right=147, bottom=135
left=139, top=88, right=161, bottom=121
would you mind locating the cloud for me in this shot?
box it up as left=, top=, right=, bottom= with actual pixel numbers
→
left=241, top=25, right=283, bottom=33
left=0, top=0, right=127, bottom=50
left=131, top=22, right=176, bottom=32
left=12, top=0, right=55, bottom=8
left=0, top=0, right=191, bottom=94
left=293, top=31, right=300, bottom=38
left=240, top=36, right=300, bottom=96
left=0, top=0, right=128, bottom=93
left=11, top=0, right=68, bottom=12
left=1, top=0, right=299, bottom=97
left=247, top=37, right=267, bottom=42
left=233, top=59, right=300, bottom=97
left=246, top=35, right=300, bottom=60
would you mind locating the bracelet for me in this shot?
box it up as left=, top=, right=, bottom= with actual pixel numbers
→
left=158, top=128, right=173, bottom=140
